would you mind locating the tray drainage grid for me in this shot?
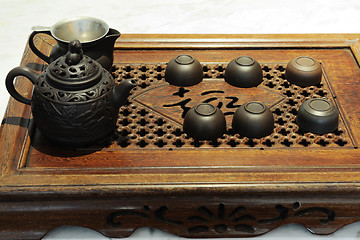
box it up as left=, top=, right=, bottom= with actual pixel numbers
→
left=107, top=62, right=353, bottom=149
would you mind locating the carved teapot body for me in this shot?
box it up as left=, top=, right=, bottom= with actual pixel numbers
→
left=28, top=17, right=120, bottom=71
left=6, top=40, right=136, bottom=145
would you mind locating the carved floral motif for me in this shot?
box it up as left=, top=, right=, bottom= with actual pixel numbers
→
left=106, top=202, right=335, bottom=236
left=35, top=69, right=113, bottom=102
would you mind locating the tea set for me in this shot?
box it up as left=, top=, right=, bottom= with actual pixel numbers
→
left=5, top=16, right=339, bottom=145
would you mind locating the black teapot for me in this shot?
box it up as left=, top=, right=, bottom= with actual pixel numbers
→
left=6, top=40, right=136, bottom=145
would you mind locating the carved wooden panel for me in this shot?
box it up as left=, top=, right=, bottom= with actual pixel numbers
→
left=109, top=62, right=352, bottom=149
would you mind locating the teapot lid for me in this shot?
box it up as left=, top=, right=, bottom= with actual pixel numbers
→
left=47, top=40, right=102, bottom=90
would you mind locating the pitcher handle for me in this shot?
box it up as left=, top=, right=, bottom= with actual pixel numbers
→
left=28, top=27, right=52, bottom=64
left=6, top=67, right=38, bottom=105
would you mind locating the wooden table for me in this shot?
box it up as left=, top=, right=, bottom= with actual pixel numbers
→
left=1, top=34, right=360, bottom=239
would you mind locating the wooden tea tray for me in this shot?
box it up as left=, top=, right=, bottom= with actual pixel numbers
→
left=1, top=34, right=360, bottom=239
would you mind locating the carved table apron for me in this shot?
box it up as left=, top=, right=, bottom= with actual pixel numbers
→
left=1, top=34, right=360, bottom=239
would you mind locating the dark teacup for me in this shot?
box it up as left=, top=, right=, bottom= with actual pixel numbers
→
left=285, top=56, right=322, bottom=87
left=225, top=56, right=263, bottom=88
left=165, top=55, right=203, bottom=87
left=232, top=102, right=274, bottom=138
left=296, top=98, right=339, bottom=134
left=183, top=103, right=226, bottom=140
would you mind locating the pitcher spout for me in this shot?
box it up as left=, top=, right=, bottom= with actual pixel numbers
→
left=113, top=79, right=137, bottom=109
left=106, top=28, right=121, bottom=40
left=103, top=28, right=120, bottom=53
left=91, top=28, right=120, bottom=71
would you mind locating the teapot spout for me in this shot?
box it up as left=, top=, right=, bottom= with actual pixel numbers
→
left=113, top=79, right=137, bottom=109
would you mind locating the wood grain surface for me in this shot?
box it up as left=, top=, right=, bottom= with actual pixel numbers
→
left=1, top=34, right=360, bottom=239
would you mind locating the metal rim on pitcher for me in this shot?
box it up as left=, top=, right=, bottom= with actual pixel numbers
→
left=50, top=16, right=109, bottom=44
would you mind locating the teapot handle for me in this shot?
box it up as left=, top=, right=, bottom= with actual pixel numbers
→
left=6, top=67, right=38, bottom=105
left=28, top=27, right=52, bottom=64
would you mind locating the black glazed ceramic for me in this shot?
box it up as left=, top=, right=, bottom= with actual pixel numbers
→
left=224, top=56, right=263, bottom=88
left=28, top=16, right=120, bottom=71
left=165, top=54, right=203, bottom=86
left=6, top=40, right=137, bottom=145
left=285, top=56, right=322, bottom=87
left=296, top=98, right=339, bottom=134
left=183, top=103, right=226, bottom=140
left=232, top=102, right=274, bottom=138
